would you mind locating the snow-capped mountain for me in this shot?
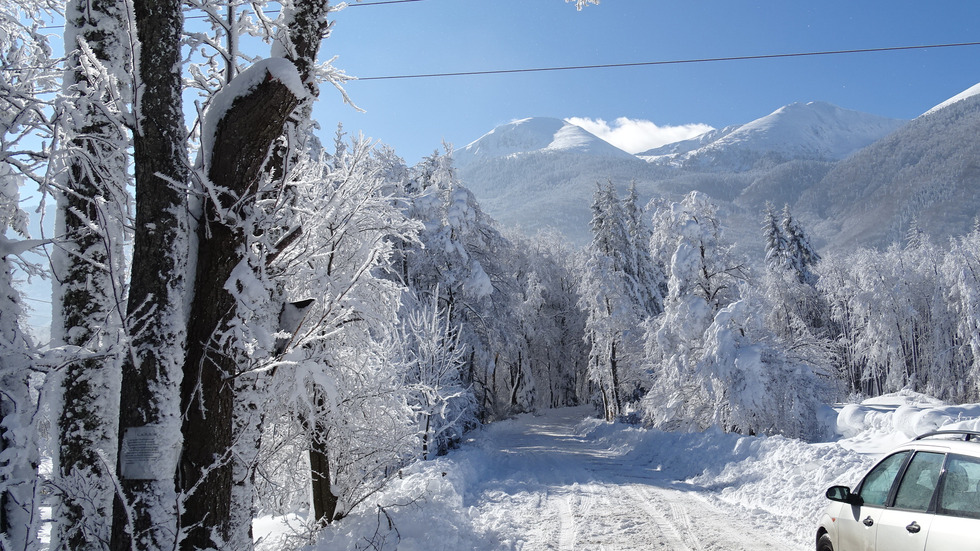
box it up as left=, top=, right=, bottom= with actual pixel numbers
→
left=801, top=87, right=980, bottom=249
left=453, top=87, right=980, bottom=255
left=921, top=81, right=980, bottom=117
left=637, top=101, right=906, bottom=170
left=454, top=117, right=652, bottom=241
left=454, top=117, right=637, bottom=164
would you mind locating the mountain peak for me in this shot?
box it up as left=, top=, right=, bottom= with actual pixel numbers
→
left=639, top=101, right=906, bottom=169
left=922, top=82, right=980, bottom=117
left=455, top=117, right=635, bottom=167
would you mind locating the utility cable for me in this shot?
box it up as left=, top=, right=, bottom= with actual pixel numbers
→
left=354, top=41, right=980, bottom=81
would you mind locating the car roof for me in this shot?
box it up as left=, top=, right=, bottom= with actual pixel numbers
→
left=892, top=430, right=980, bottom=458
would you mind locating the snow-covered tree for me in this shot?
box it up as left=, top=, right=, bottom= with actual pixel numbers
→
left=762, top=203, right=820, bottom=286
left=690, top=295, right=827, bottom=439
left=251, top=135, right=420, bottom=529
left=400, top=292, right=474, bottom=460
left=50, top=0, right=131, bottom=545
left=622, top=181, right=665, bottom=318
left=3, top=0, right=607, bottom=547
left=643, top=191, right=751, bottom=431
left=580, top=182, right=648, bottom=419
left=762, top=203, right=789, bottom=273
left=1, top=0, right=58, bottom=547
left=816, top=242, right=966, bottom=401
left=945, top=226, right=980, bottom=400
left=108, top=0, right=190, bottom=546
left=399, top=147, right=505, bottom=416
left=1, top=172, right=46, bottom=551
left=781, top=205, right=820, bottom=286
left=505, top=230, right=588, bottom=409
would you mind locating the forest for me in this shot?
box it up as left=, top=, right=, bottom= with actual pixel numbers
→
left=2, top=0, right=979, bottom=550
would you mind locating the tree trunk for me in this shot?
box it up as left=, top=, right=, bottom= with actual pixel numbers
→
left=179, top=72, right=301, bottom=550
left=309, top=439, right=339, bottom=526
left=608, top=340, right=621, bottom=419
left=0, top=310, right=39, bottom=551
left=109, top=0, right=189, bottom=547
left=309, top=390, right=340, bottom=526
left=55, top=0, right=130, bottom=546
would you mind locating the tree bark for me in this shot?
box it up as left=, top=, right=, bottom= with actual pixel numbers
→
left=179, top=73, right=300, bottom=550
left=55, top=0, right=130, bottom=546
left=109, top=0, right=189, bottom=547
left=309, top=387, right=339, bottom=526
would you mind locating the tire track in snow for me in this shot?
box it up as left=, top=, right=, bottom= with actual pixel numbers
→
left=627, top=485, right=693, bottom=551
left=669, top=500, right=705, bottom=551
left=631, top=484, right=791, bottom=550
left=556, top=496, right=575, bottom=551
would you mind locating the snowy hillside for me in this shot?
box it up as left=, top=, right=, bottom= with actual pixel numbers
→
left=922, top=81, right=980, bottom=116
left=454, top=117, right=656, bottom=243
left=638, top=102, right=906, bottom=170
left=801, top=88, right=980, bottom=249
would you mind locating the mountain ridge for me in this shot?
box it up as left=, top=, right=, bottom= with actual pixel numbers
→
left=453, top=85, right=980, bottom=256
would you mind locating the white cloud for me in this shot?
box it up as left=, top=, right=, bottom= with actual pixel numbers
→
left=565, top=117, right=714, bottom=154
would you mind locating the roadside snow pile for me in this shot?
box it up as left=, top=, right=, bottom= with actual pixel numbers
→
left=837, top=389, right=980, bottom=438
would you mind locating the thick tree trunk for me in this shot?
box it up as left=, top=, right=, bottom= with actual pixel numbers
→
left=109, top=0, right=189, bottom=547
left=179, top=73, right=300, bottom=550
left=54, top=0, right=130, bottom=546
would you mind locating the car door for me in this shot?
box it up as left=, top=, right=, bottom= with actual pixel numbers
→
left=875, top=451, right=945, bottom=551
left=925, top=453, right=980, bottom=550
left=838, top=451, right=911, bottom=551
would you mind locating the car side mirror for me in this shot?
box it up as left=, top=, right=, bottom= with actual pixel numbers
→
left=826, top=485, right=863, bottom=506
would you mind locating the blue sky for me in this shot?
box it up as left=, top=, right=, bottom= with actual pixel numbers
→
left=319, top=0, right=980, bottom=163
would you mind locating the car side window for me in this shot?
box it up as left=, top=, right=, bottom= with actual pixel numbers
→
left=893, top=451, right=945, bottom=511
left=938, top=454, right=980, bottom=519
left=859, top=451, right=910, bottom=507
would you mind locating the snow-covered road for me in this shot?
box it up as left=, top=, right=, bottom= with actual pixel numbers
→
left=461, top=407, right=805, bottom=551
left=264, top=391, right=980, bottom=551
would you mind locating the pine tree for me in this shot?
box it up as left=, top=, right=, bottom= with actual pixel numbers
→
left=905, top=215, right=927, bottom=250
left=762, top=202, right=788, bottom=273
left=781, top=204, right=820, bottom=285
left=580, top=182, right=637, bottom=419
left=622, top=181, right=665, bottom=317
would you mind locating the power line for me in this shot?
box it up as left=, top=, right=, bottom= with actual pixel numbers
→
left=355, top=41, right=980, bottom=81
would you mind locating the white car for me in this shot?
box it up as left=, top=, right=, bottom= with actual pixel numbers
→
left=817, top=430, right=980, bottom=551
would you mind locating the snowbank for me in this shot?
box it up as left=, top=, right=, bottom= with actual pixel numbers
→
left=836, top=389, right=980, bottom=438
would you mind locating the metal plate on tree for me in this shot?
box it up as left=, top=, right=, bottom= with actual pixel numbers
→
left=120, top=425, right=172, bottom=480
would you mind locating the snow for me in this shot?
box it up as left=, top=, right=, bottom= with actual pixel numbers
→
left=455, top=117, right=636, bottom=165
left=921, top=81, right=980, bottom=116
left=255, top=391, right=980, bottom=551
left=200, top=57, right=308, bottom=167
left=640, top=101, right=906, bottom=166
